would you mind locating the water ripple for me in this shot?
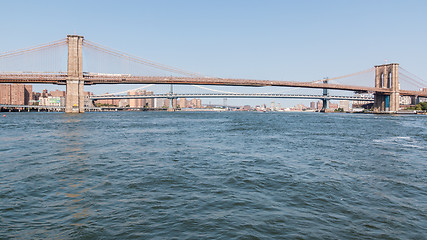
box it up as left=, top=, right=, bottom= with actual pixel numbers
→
left=0, top=112, right=426, bottom=239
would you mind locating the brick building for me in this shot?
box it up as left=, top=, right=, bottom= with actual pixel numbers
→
left=0, top=84, right=32, bottom=105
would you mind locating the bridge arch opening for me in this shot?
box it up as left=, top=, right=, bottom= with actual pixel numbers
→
left=387, top=72, right=392, bottom=88
left=380, top=73, right=384, bottom=88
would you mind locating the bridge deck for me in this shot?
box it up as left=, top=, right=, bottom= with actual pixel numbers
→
left=90, top=93, right=375, bottom=101
left=0, top=73, right=426, bottom=97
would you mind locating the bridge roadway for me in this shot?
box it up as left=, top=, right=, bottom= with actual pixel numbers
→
left=1, top=73, right=426, bottom=97
left=90, top=93, right=375, bottom=101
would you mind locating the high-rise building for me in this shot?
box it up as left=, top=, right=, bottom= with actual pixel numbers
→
left=128, top=89, right=153, bottom=108
left=0, top=84, right=32, bottom=105
left=188, top=98, right=202, bottom=108
left=24, top=85, right=32, bottom=105
left=329, top=103, right=338, bottom=110
left=316, top=100, right=323, bottom=110
left=179, top=98, right=187, bottom=108
left=11, top=84, right=25, bottom=105
left=163, top=99, right=170, bottom=108
left=50, top=90, right=66, bottom=97
left=118, top=99, right=129, bottom=107
left=339, top=100, right=350, bottom=111
left=172, top=98, right=177, bottom=108
left=41, top=89, right=49, bottom=98
left=0, top=84, right=11, bottom=104
left=96, top=92, right=119, bottom=106
left=155, top=98, right=167, bottom=108
left=310, top=102, right=316, bottom=110
left=128, top=90, right=138, bottom=108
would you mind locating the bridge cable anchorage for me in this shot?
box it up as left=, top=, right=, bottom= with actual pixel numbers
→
left=0, top=39, right=67, bottom=59
left=83, top=40, right=207, bottom=78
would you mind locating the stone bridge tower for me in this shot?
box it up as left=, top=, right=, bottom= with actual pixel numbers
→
left=65, top=35, right=85, bottom=113
left=373, top=63, right=399, bottom=112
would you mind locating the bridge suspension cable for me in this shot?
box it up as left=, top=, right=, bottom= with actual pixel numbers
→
left=186, top=68, right=376, bottom=96
left=399, top=67, right=426, bottom=89
left=258, top=68, right=375, bottom=95
left=0, top=39, right=67, bottom=59
left=189, top=85, right=237, bottom=94
left=83, top=40, right=206, bottom=78
left=0, top=38, right=68, bottom=73
left=310, top=67, right=375, bottom=84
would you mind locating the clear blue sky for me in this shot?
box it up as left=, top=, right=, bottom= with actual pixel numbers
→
left=1, top=0, right=426, bottom=107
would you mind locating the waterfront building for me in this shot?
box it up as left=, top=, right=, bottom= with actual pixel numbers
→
left=155, top=98, right=167, bottom=108
left=39, top=96, right=65, bottom=107
left=179, top=98, right=187, bottom=108
left=316, top=101, right=323, bottom=110
left=118, top=99, right=129, bottom=107
left=128, top=90, right=139, bottom=108
left=329, top=103, right=338, bottom=111
left=310, top=102, right=316, bottom=110
left=294, top=104, right=306, bottom=111
left=0, top=83, right=32, bottom=105
left=242, top=105, right=251, bottom=111
left=127, top=90, right=154, bottom=108
left=400, top=96, right=412, bottom=106
left=270, top=101, right=275, bottom=111
left=339, top=100, right=350, bottom=111
left=50, top=90, right=66, bottom=97
left=41, top=89, right=49, bottom=98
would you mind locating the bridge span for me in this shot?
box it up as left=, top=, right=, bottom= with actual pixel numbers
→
left=1, top=35, right=426, bottom=113
left=1, top=73, right=425, bottom=97
left=90, top=93, right=375, bottom=102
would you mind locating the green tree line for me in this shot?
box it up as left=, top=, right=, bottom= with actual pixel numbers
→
left=408, top=102, right=427, bottom=111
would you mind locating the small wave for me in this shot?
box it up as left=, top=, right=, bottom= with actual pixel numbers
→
left=373, top=136, right=425, bottom=149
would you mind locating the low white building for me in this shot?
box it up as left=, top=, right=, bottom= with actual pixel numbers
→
left=39, top=96, right=65, bottom=107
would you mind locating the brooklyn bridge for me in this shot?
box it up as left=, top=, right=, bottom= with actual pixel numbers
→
left=1, top=35, right=426, bottom=113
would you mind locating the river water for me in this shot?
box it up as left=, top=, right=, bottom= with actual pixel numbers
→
left=0, top=112, right=426, bottom=239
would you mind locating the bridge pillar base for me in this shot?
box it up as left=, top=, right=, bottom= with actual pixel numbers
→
left=65, top=79, right=85, bottom=113
left=167, top=98, right=177, bottom=112
left=373, top=92, right=399, bottom=113
left=321, top=98, right=329, bottom=112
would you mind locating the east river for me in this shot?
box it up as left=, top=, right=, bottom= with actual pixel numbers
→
left=0, top=112, right=426, bottom=239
